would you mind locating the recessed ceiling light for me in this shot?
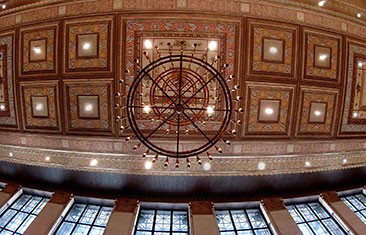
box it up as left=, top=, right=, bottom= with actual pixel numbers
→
left=358, top=62, right=364, bottom=68
left=206, top=106, right=214, bottom=115
left=258, top=162, right=266, bottom=170
left=357, top=13, right=362, bottom=18
left=314, top=110, right=322, bottom=116
left=203, top=162, right=211, bottom=171
left=35, top=103, right=44, bottom=111
left=33, top=47, right=42, bottom=54
left=9, top=152, right=13, bottom=157
left=82, top=42, right=91, bottom=50
left=318, top=0, right=326, bottom=7
left=143, top=105, right=151, bottom=113
left=143, top=39, right=153, bottom=49
left=264, top=108, right=274, bottom=115
left=45, top=156, right=50, bottom=161
left=208, top=41, right=218, bottom=51
left=342, top=159, right=348, bottom=164
left=90, top=159, right=98, bottom=166
left=1, top=4, right=6, bottom=10
left=144, top=160, right=153, bottom=169
left=84, top=103, right=93, bottom=112
left=305, top=161, right=311, bottom=167
left=269, top=47, right=278, bottom=54
left=0, top=104, right=5, bottom=110
left=319, top=54, right=328, bottom=61
left=353, top=112, right=359, bottom=118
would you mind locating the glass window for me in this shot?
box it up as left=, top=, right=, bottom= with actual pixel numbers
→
left=216, top=208, right=273, bottom=235
left=341, top=193, right=366, bottom=223
left=134, top=209, right=189, bottom=235
left=287, top=201, right=348, bottom=235
left=53, top=203, right=113, bottom=235
left=0, top=193, right=49, bottom=234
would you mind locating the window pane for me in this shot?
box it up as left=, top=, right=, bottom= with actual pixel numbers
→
left=54, top=203, right=112, bottom=235
left=287, top=202, right=347, bottom=235
left=0, top=194, right=49, bottom=234
left=247, top=209, right=267, bottom=229
left=94, top=207, right=112, bottom=226
left=155, top=210, right=171, bottom=231
left=216, top=210, right=235, bottom=231
left=55, top=222, right=75, bottom=235
left=136, top=210, right=155, bottom=230
left=134, top=209, right=189, bottom=235
left=232, top=210, right=250, bottom=230
left=341, top=193, right=366, bottom=224
left=172, top=211, right=188, bottom=232
left=79, top=205, right=100, bottom=225
left=65, top=204, right=86, bottom=222
left=216, top=208, right=272, bottom=235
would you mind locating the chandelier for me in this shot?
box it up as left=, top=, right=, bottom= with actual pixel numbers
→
left=120, top=41, right=241, bottom=168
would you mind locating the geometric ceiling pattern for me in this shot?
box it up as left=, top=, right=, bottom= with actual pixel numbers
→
left=0, top=0, right=366, bottom=197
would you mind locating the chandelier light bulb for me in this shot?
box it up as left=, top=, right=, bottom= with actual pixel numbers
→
left=163, top=157, right=169, bottom=168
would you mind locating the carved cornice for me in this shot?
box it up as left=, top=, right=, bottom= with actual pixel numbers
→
left=0, top=143, right=365, bottom=177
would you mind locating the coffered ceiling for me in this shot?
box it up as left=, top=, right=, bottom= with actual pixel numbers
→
left=0, top=0, right=366, bottom=198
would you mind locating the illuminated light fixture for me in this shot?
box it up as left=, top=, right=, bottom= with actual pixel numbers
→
left=318, top=0, right=326, bottom=7
left=264, top=107, right=274, bottom=115
left=143, top=105, right=151, bottom=113
left=342, top=159, right=348, bottom=164
left=206, top=106, right=214, bottom=115
left=82, top=42, right=91, bottom=50
left=33, top=47, right=42, bottom=54
left=126, top=41, right=236, bottom=167
left=258, top=162, right=266, bottom=170
left=9, top=152, right=13, bottom=157
left=269, top=46, right=278, bottom=54
left=353, top=112, right=358, bottom=118
left=45, top=156, right=50, bottom=161
left=143, top=39, right=153, bottom=49
left=144, top=160, right=153, bottom=169
left=305, top=161, right=311, bottom=167
left=203, top=162, right=211, bottom=171
left=0, top=104, right=5, bottom=110
left=358, top=62, right=364, bottom=68
left=314, top=110, right=322, bottom=116
left=208, top=40, right=218, bottom=51
left=89, top=159, right=98, bottom=166
left=84, top=103, right=93, bottom=112
left=357, top=13, right=362, bottom=18
left=35, top=103, right=44, bottom=111
left=319, top=54, right=328, bottom=61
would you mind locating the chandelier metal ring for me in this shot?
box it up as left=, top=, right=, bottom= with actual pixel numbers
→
left=127, top=54, right=232, bottom=159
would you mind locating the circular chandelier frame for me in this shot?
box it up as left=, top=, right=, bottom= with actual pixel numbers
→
left=126, top=54, right=232, bottom=159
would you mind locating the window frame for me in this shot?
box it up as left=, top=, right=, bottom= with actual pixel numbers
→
left=133, top=203, right=190, bottom=235
left=339, top=188, right=366, bottom=223
left=284, top=196, right=351, bottom=235
left=215, top=202, right=276, bottom=235
left=50, top=196, right=114, bottom=235
left=0, top=188, right=50, bottom=235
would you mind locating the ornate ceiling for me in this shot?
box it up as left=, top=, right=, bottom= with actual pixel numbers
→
left=0, top=0, right=366, bottom=199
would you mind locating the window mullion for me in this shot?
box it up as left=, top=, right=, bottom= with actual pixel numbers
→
left=294, top=204, right=316, bottom=235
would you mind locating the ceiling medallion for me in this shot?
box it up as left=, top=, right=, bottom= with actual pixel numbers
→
left=123, top=41, right=241, bottom=168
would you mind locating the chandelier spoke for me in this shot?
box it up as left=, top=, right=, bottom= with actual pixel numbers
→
left=141, top=69, right=177, bottom=105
